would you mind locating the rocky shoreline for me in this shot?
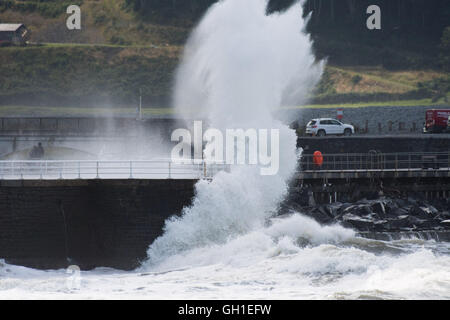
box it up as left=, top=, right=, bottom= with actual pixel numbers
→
left=281, top=193, right=450, bottom=234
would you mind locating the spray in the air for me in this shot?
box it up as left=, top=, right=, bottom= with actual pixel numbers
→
left=146, top=0, right=324, bottom=266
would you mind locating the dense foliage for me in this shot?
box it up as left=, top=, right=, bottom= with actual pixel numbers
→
left=0, top=0, right=83, bottom=18
left=0, top=45, right=178, bottom=107
left=125, top=0, right=450, bottom=68
left=0, top=0, right=448, bottom=107
left=440, top=27, right=450, bottom=72
left=124, top=0, right=449, bottom=34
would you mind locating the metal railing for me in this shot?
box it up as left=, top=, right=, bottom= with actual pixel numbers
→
left=0, top=160, right=229, bottom=180
left=300, top=152, right=450, bottom=172
left=1, top=152, right=448, bottom=180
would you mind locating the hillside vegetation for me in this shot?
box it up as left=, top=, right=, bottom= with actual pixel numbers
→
left=0, top=0, right=449, bottom=109
left=0, top=44, right=181, bottom=106
left=312, top=66, right=448, bottom=105
left=0, top=0, right=189, bottom=45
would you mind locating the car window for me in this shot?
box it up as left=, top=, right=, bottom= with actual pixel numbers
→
left=307, top=120, right=316, bottom=126
left=320, top=120, right=331, bottom=125
left=331, top=120, right=341, bottom=125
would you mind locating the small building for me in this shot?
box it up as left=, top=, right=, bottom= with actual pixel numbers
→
left=0, top=23, right=29, bottom=46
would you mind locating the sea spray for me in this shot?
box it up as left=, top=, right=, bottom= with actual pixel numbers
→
left=147, top=214, right=355, bottom=272
left=145, top=0, right=323, bottom=266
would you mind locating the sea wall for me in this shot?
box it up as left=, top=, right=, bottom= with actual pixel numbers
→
left=1, top=135, right=449, bottom=271
left=298, top=135, right=450, bottom=154
left=0, top=179, right=196, bottom=270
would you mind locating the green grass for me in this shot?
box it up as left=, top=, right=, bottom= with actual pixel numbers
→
left=0, top=45, right=180, bottom=106
left=32, top=43, right=164, bottom=49
left=285, top=99, right=449, bottom=110
left=2, top=99, right=448, bottom=118
left=322, top=66, right=447, bottom=95
left=0, top=105, right=175, bottom=117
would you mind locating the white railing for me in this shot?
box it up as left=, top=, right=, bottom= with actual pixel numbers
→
left=0, top=160, right=229, bottom=180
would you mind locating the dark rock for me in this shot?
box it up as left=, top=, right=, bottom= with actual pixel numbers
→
left=373, top=219, right=389, bottom=231
left=390, top=207, right=409, bottom=218
left=407, top=216, right=429, bottom=228
left=325, top=203, right=342, bottom=217
left=342, top=213, right=374, bottom=231
left=385, top=201, right=400, bottom=215
left=366, top=192, right=380, bottom=200
left=278, top=202, right=306, bottom=216
left=387, top=215, right=411, bottom=230
left=371, top=201, right=386, bottom=217
left=343, top=204, right=372, bottom=217
left=437, top=211, right=450, bottom=220
left=339, top=203, right=353, bottom=212
left=410, top=205, right=436, bottom=219
left=284, top=189, right=450, bottom=233
left=318, top=205, right=329, bottom=216
left=342, top=205, right=357, bottom=213
left=395, top=199, right=409, bottom=208
left=427, top=205, right=439, bottom=215
left=309, top=207, right=333, bottom=224
left=287, top=188, right=310, bottom=207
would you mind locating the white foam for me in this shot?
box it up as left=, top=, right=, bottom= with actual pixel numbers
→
left=145, top=0, right=323, bottom=267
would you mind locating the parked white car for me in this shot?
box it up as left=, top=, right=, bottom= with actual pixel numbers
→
left=305, top=118, right=355, bottom=137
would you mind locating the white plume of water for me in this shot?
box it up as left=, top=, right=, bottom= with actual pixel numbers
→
left=145, top=0, right=324, bottom=266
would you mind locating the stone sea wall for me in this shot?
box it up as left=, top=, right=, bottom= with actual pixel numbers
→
left=0, top=179, right=196, bottom=270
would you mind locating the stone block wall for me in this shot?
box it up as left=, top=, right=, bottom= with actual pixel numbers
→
left=0, top=179, right=196, bottom=270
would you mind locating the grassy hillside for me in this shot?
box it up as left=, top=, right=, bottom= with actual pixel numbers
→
left=312, top=66, right=449, bottom=105
left=0, top=44, right=181, bottom=107
left=0, top=0, right=448, bottom=109
left=0, top=0, right=189, bottom=45
left=0, top=43, right=448, bottom=108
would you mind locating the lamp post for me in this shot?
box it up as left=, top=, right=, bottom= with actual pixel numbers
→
left=139, top=88, right=142, bottom=120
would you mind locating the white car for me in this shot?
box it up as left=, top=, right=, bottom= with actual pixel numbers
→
left=306, top=118, right=354, bottom=137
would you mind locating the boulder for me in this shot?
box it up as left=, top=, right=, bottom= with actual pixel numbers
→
left=438, top=211, right=450, bottom=220
left=324, top=203, right=342, bottom=217
left=309, top=207, right=333, bottom=224
left=390, top=207, right=409, bottom=218
left=343, top=204, right=372, bottom=217
left=372, top=219, right=389, bottom=232
left=288, top=190, right=450, bottom=232
left=410, top=205, right=436, bottom=219
left=371, top=201, right=386, bottom=216
left=395, top=199, right=409, bottom=208
left=387, top=215, right=411, bottom=230
left=384, top=201, right=400, bottom=215
left=342, top=213, right=374, bottom=231
left=407, top=216, right=430, bottom=228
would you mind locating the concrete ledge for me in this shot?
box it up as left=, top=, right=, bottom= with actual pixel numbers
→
left=0, top=178, right=198, bottom=187
left=298, top=136, right=450, bottom=154
left=298, top=169, right=450, bottom=180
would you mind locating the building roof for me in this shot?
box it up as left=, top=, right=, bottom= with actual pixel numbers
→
left=0, top=24, right=24, bottom=32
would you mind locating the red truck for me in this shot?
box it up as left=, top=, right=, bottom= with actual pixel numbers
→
left=423, top=109, right=450, bottom=133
